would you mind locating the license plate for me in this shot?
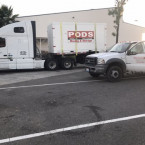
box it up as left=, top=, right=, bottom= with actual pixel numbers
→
left=86, top=68, right=89, bottom=72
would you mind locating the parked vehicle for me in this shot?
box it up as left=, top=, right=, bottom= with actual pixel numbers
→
left=0, top=21, right=107, bottom=70
left=85, top=41, right=145, bottom=82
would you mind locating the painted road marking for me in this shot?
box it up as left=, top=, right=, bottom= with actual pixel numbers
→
left=0, top=114, right=145, bottom=144
left=0, top=76, right=145, bottom=90
left=0, top=80, right=102, bottom=90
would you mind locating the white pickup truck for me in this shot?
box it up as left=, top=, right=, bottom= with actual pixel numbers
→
left=85, top=41, right=145, bottom=82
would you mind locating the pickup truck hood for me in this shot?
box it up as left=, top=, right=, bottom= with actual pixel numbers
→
left=87, top=52, right=125, bottom=60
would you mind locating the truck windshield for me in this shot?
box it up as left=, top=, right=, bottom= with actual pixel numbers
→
left=109, top=43, right=130, bottom=53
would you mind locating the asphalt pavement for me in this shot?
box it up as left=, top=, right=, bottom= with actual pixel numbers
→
left=0, top=70, right=145, bottom=145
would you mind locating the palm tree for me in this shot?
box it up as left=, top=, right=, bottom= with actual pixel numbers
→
left=0, top=5, right=19, bottom=28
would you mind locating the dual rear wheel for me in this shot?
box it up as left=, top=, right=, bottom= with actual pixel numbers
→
left=44, top=58, right=73, bottom=70
left=61, top=59, right=73, bottom=70
left=44, top=59, right=58, bottom=70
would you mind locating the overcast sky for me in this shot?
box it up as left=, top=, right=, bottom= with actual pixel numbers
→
left=0, top=0, right=145, bottom=27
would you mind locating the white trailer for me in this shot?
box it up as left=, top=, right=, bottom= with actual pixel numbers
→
left=0, top=21, right=107, bottom=70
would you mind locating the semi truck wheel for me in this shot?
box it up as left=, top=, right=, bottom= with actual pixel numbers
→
left=89, top=72, right=100, bottom=77
left=107, top=66, right=122, bottom=82
left=44, top=59, right=58, bottom=70
left=61, top=59, right=73, bottom=70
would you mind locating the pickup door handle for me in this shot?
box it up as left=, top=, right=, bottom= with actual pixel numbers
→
left=3, top=55, right=7, bottom=56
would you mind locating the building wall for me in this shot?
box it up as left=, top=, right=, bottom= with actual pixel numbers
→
left=119, top=22, right=145, bottom=42
left=17, top=8, right=145, bottom=51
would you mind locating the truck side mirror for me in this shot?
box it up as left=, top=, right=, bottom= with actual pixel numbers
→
left=126, top=50, right=131, bottom=55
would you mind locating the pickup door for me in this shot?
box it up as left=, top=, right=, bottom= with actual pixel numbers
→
left=126, top=42, right=145, bottom=72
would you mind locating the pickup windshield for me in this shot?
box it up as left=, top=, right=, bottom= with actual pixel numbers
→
left=109, top=43, right=131, bottom=53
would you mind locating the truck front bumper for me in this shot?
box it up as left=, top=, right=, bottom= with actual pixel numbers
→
left=86, top=64, right=108, bottom=74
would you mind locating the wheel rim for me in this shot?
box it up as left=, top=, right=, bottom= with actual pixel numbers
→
left=111, top=70, right=119, bottom=79
left=64, top=61, right=71, bottom=69
left=49, top=61, right=56, bottom=69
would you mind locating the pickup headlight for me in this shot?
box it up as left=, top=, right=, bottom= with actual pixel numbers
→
left=97, top=58, right=105, bottom=64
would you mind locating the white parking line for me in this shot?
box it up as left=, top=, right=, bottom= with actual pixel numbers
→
left=0, top=114, right=145, bottom=144
left=0, top=80, right=102, bottom=90
left=0, top=75, right=145, bottom=90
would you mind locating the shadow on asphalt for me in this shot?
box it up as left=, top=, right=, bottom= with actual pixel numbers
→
left=0, top=65, right=85, bottom=75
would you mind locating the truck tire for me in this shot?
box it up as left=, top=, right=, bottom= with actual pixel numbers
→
left=61, top=58, right=73, bottom=70
left=89, top=72, right=100, bottom=77
left=107, top=66, right=122, bottom=82
left=44, top=59, right=58, bottom=70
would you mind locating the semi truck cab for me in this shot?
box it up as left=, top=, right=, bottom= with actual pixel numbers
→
left=0, top=21, right=44, bottom=70
left=85, top=41, right=145, bottom=82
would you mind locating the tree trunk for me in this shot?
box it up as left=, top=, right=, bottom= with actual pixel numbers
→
left=116, top=23, right=120, bottom=43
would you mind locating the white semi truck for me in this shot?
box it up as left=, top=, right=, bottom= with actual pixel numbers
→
left=0, top=21, right=107, bottom=70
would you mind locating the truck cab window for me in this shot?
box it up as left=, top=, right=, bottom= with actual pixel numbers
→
left=129, top=43, right=144, bottom=55
left=0, top=37, right=6, bottom=48
left=14, top=27, right=24, bottom=33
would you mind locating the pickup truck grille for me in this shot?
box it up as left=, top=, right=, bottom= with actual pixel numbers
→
left=85, top=57, right=97, bottom=66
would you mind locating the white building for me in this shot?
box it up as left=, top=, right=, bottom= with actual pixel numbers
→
left=17, top=8, right=145, bottom=52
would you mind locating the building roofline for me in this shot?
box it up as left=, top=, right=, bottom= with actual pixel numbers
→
left=122, top=20, right=145, bottom=29
left=18, top=7, right=115, bottom=18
